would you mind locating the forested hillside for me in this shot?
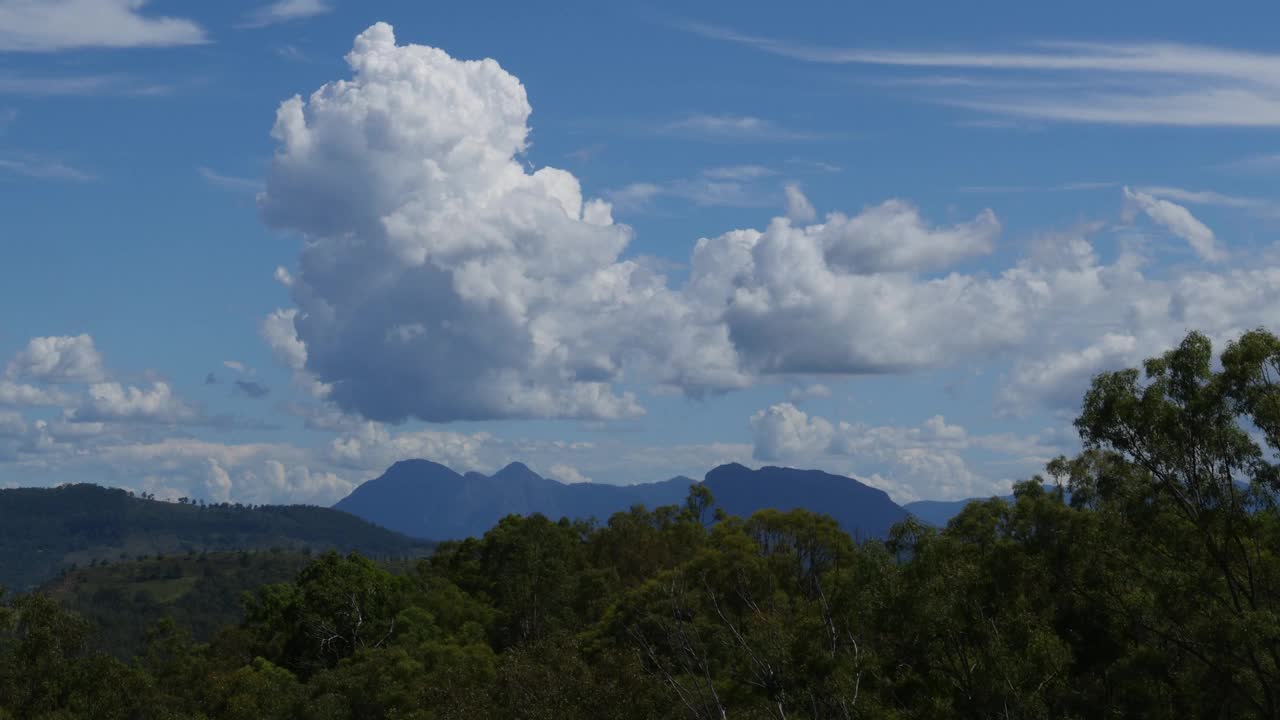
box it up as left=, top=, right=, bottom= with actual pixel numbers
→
left=1, top=329, right=1278, bottom=718
left=0, top=484, right=430, bottom=592
left=40, top=551, right=323, bottom=658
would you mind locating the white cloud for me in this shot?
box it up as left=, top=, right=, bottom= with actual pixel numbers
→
left=257, top=25, right=1024, bottom=420
left=1220, top=152, right=1280, bottom=173
left=784, top=183, right=816, bottom=222
left=686, top=203, right=1007, bottom=375
left=799, top=199, right=999, bottom=274
left=260, top=309, right=332, bottom=399
left=660, top=113, right=817, bottom=141
left=0, top=0, right=206, bottom=52
left=242, top=0, right=332, bottom=28
left=683, top=24, right=1280, bottom=128
left=198, top=167, right=262, bottom=193
left=786, top=383, right=831, bottom=403
left=954, top=89, right=1280, bottom=129
left=1123, top=186, right=1222, bottom=261
left=750, top=402, right=834, bottom=460
left=325, top=420, right=493, bottom=472
left=549, top=463, right=592, bottom=484
left=0, top=71, right=169, bottom=96
left=0, top=155, right=94, bottom=181
left=71, top=381, right=196, bottom=424
left=202, top=458, right=233, bottom=502
left=98, top=439, right=353, bottom=505
left=259, top=23, right=744, bottom=422
left=606, top=182, right=663, bottom=210
left=999, top=333, right=1139, bottom=414
left=1136, top=186, right=1266, bottom=210
left=749, top=402, right=1060, bottom=501
left=608, top=169, right=780, bottom=212
left=260, top=309, right=306, bottom=371
left=0, top=381, right=68, bottom=407
left=1131, top=185, right=1280, bottom=218
left=703, top=164, right=775, bottom=180
left=5, top=334, right=106, bottom=383
left=249, top=23, right=1280, bottom=438
left=995, top=229, right=1280, bottom=415
left=222, top=360, right=248, bottom=374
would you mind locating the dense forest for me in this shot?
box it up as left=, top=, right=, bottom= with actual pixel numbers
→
left=40, top=551, right=329, bottom=659
left=0, top=484, right=431, bottom=592
left=2, top=329, right=1279, bottom=719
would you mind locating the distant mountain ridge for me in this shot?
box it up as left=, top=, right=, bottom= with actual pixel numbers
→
left=903, top=497, right=997, bottom=526
left=903, top=485, right=1070, bottom=526
left=0, top=484, right=429, bottom=592
left=334, top=460, right=694, bottom=540
left=0, top=470, right=1038, bottom=592
left=334, top=460, right=909, bottom=541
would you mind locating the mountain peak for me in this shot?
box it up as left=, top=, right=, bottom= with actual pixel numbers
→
left=386, top=458, right=460, bottom=477
left=492, top=461, right=543, bottom=482
left=335, top=459, right=909, bottom=542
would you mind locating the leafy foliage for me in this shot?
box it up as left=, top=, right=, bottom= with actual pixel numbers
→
left=40, top=551, right=319, bottom=658
left=2, top=329, right=1279, bottom=718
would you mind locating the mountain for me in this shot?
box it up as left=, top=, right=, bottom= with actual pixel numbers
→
left=0, top=484, right=430, bottom=592
left=335, top=460, right=908, bottom=541
left=335, top=460, right=694, bottom=539
left=703, top=463, right=908, bottom=540
left=904, top=485, right=1070, bottom=526
left=903, top=498, right=988, bottom=526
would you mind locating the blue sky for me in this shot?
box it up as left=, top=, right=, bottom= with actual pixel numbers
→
left=2, top=0, right=1278, bottom=504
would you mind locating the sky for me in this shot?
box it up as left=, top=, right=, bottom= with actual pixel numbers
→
left=2, top=0, right=1279, bottom=505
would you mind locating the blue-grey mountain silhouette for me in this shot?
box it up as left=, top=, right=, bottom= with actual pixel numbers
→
left=334, top=459, right=909, bottom=540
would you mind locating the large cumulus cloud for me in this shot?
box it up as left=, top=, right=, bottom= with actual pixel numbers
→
left=686, top=207, right=1016, bottom=376
left=261, top=23, right=743, bottom=422
left=259, top=24, right=1014, bottom=423
left=260, top=23, right=1280, bottom=430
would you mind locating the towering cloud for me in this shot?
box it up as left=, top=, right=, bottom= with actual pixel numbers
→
left=260, top=23, right=742, bottom=422
left=258, top=23, right=1280, bottom=438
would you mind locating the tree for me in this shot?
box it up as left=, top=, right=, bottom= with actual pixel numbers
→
left=244, top=552, right=404, bottom=677
left=1075, top=329, right=1280, bottom=717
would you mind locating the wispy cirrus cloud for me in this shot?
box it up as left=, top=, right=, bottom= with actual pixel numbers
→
left=959, top=180, right=1117, bottom=194
left=0, top=0, right=206, bottom=52
left=198, top=167, right=263, bottom=193
left=0, top=155, right=95, bottom=182
left=680, top=21, right=1280, bottom=128
left=702, top=164, right=776, bottom=180
left=1135, top=185, right=1280, bottom=216
left=1123, top=186, right=1222, bottom=262
left=660, top=113, right=819, bottom=141
left=0, top=71, right=172, bottom=97
left=1218, top=152, right=1280, bottom=173
left=242, top=0, right=332, bottom=29
left=607, top=166, right=781, bottom=212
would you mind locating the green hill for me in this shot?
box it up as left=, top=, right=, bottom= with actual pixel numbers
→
left=38, top=550, right=315, bottom=657
left=0, top=483, right=431, bottom=592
